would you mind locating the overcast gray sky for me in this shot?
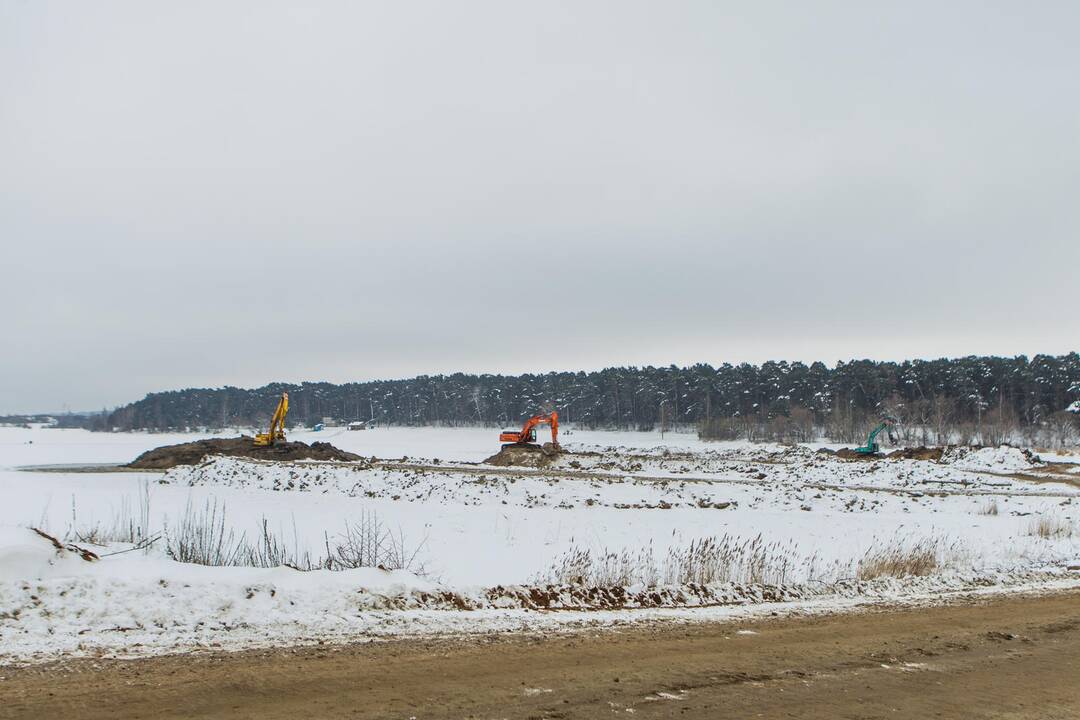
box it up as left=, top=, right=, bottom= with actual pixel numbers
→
left=1, top=1, right=1077, bottom=413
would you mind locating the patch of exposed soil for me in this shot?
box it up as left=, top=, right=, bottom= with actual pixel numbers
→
left=127, top=436, right=362, bottom=470
left=887, top=446, right=945, bottom=461
left=825, top=446, right=945, bottom=462
left=831, top=447, right=877, bottom=460
left=483, top=443, right=564, bottom=467
left=992, top=464, right=1080, bottom=490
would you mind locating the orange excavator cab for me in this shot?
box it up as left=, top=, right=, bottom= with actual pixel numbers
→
left=499, top=411, right=559, bottom=449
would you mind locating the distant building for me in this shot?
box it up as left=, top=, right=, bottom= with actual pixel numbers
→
left=347, top=421, right=367, bottom=431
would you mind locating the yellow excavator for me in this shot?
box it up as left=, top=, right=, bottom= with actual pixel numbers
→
left=254, top=392, right=289, bottom=447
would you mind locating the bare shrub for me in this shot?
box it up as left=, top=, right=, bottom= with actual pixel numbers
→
left=163, top=500, right=424, bottom=573
left=978, top=499, right=999, bottom=516
left=698, top=418, right=740, bottom=441
left=70, top=480, right=152, bottom=546
left=379, top=525, right=428, bottom=573
left=249, top=518, right=317, bottom=570
left=165, top=498, right=250, bottom=566
left=72, top=523, right=107, bottom=545
left=1046, top=411, right=1079, bottom=450
left=164, top=501, right=311, bottom=568
left=824, top=404, right=864, bottom=444
left=1026, top=515, right=1075, bottom=539
left=323, top=509, right=427, bottom=573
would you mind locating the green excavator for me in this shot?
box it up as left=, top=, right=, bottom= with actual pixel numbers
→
left=854, top=416, right=899, bottom=455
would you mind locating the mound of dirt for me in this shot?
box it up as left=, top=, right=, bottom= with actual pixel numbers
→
left=483, top=443, right=563, bottom=468
left=832, top=448, right=877, bottom=460
left=127, top=436, right=362, bottom=470
left=827, top=446, right=945, bottom=462
left=886, top=446, right=945, bottom=462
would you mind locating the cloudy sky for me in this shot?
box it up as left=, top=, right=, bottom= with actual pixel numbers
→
left=2, top=1, right=1077, bottom=413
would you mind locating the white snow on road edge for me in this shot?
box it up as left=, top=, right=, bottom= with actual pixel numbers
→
left=3, top=527, right=1079, bottom=666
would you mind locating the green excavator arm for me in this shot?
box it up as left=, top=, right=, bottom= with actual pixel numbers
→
left=854, top=421, right=889, bottom=455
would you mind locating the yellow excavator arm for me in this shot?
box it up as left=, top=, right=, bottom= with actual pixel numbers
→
left=254, top=392, right=289, bottom=447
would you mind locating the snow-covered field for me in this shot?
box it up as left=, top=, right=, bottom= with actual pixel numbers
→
left=2, top=425, right=1079, bottom=664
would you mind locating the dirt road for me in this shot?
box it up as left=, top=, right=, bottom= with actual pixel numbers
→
left=3, top=591, right=1080, bottom=719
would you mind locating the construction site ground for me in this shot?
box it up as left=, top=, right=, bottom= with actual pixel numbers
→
left=3, top=588, right=1079, bottom=719
left=4, top=426, right=1080, bottom=698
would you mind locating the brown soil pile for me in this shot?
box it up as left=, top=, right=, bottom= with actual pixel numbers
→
left=887, top=446, right=944, bottom=461
left=127, top=436, right=362, bottom=470
left=483, top=443, right=564, bottom=468
left=829, top=448, right=876, bottom=460
left=824, top=446, right=945, bottom=462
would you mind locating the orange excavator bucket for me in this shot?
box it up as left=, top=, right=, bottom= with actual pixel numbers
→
left=499, top=411, right=559, bottom=448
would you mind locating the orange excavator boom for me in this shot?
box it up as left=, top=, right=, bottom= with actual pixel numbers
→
left=499, top=411, right=559, bottom=448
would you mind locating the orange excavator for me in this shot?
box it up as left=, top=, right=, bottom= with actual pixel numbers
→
left=499, top=411, right=559, bottom=449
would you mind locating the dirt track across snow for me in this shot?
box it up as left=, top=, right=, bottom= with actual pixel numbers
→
left=3, top=589, right=1079, bottom=719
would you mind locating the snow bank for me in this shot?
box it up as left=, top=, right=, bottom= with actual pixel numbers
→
left=941, top=446, right=1041, bottom=473
left=1, top=526, right=442, bottom=662
left=3, top=525, right=1080, bottom=665
left=4, top=525, right=1079, bottom=665
left=0, top=528, right=94, bottom=580
left=0, top=526, right=434, bottom=590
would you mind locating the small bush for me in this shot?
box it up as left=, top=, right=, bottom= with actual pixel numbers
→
left=978, top=499, right=999, bottom=516
left=323, top=509, right=427, bottom=573
left=165, top=498, right=250, bottom=566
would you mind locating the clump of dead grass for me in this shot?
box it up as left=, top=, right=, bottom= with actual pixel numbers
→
left=541, top=545, right=660, bottom=587
left=978, top=499, right=999, bottom=516
left=538, top=535, right=837, bottom=587
left=540, top=534, right=967, bottom=588
left=663, top=535, right=806, bottom=586
left=855, top=539, right=947, bottom=580
left=1026, top=514, right=1075, bottom=539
